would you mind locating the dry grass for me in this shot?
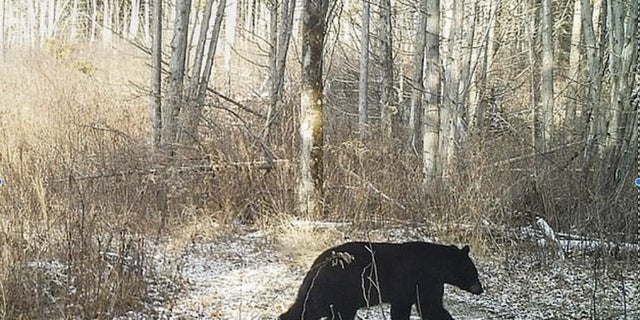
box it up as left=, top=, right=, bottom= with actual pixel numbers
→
left=0, top=34, right=635, bottom=318
left=0, top=45, right=153, bottom=319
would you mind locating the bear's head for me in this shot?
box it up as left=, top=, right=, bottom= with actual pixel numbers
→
left=448, top=245, right=483, bottom=295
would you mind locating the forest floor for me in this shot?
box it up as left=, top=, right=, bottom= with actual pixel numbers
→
left=121, top=223, right=639, bottom=320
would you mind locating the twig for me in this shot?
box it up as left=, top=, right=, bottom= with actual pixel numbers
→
left=338, top=166, right=407, bottom=212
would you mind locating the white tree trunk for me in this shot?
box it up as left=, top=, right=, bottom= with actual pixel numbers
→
left=102, top=0, right=113, bottom=46
left=409, top=0, right=427, bottom=148
left=540, top=0, right=554, bottom=151
left=150, top=0, right=162, bottom=151
left=564, top=0, right=582, bottom=124
left=224, top=0, right=237, bottom=81
left=358, top=0, right=370, bottom=140
left=379, top=0, right=394, bottom=140
left=90, top=0, right=97, bottom=43
left=162, top=0, right=191, bottom=148
left=423, top=0, right=441, bottom=185
left=580, top=0, right=603, bottom=166
left=129, top=0, right=140, bottom=40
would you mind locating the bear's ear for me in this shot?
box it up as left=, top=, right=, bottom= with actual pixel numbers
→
left=462, top=245, right=470, bottom=254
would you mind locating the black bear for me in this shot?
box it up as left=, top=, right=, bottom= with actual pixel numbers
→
left=279, top=241, right=483, bottom=320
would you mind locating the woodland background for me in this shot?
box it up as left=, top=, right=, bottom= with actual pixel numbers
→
left=0, top=0, right=638, bottom=318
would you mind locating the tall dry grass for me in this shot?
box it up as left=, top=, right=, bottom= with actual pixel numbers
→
left=0, top=45, right=157, bottom=319
left=0, top=34, right=636, bottom=318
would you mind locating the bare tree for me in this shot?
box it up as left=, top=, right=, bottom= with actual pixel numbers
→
left=540, top=0, right=554, bottom=151
left=473, top=0, right=498, bottom=129
left=423, top=0, right=441, bottom=185
left=580, top=0, right=603, bottom=173
left=358, top=0, right=370, bottom=140
left=526, top=0, right=539, bottom=150
left=162, top=0, right=191, bottom=149
left=129, top=0, right=141, bottom=40
left=409, top=0, right=427, bottom=149
left=264, top=0, right=297, bottom=140
left=299, top=0, right=328, bottom=217
left=378, top=0, right=394, bottom=139
left=102, top=0, right=113, bottom=45
left=90, top=0, right=97, bottom=43
left=564, top=0, right=582, bottom=125
left=179, top=0, right=227, bottom=145
left=150, top=0, right=162, bottom=151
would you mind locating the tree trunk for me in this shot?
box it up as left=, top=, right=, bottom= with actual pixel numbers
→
left=540, top=0, right=554, bottom=152
left=409, top=0, right=427, bottom=149
left=526, top=0, right=539, bottom=150
left=90, top=0, right=97, bottom=43
left=224, top=0, right=238, bottom=83
left=474, top=0, right=499, bottom=129
left=263, top=0, right=296, bottom=140
left=580, top=0, right=603, bottom=176
left=177, top=0, right=226, bottom=146
left=605, top=0, right=623, bottom=148
left=69, top=0, right=78, bottom=40
left=129, top=0, right=140, bottom=40
left=143, top=0, right=151, bottom=43
left=102, top=0, right=113, bottom=46
left=423, top=0, right=441, bottom=185
left=299, top=0, right=327, bottom=217
left=1, top=0, right=6, bottom=58
left=379, top=0, right=394, bottom=140
left=564, top=0, right=582, bottom=125
left=196, top=0, right=226, bottom=101
left=358, top=0, right=370, bottom=140
left=150, top=0, right=162, bottom=151
left=162, top=0, right=191, bottom=149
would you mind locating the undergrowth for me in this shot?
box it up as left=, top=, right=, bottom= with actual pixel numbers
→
left=0, top=41, right=636, bottom=318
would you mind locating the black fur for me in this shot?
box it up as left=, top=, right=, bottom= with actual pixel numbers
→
left=279, top=241, right=483, bottom=320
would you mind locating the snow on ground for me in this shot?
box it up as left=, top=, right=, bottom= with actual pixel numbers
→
left=133, top=225, right=639, bottom=320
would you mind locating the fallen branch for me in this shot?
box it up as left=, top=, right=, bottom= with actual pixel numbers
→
left=338, top=166, right=407, bottom=212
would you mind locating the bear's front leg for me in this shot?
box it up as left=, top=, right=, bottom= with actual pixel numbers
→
left=417, top=286, right=454, bottom=320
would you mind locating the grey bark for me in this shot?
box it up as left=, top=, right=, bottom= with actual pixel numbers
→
left=178, top=0, right=226, bottom=145
left=299, top=0, right=328, bottom=217
left=540, top=0, right=554, bottom=151
left=150, top=0, right=162, bottom=151
left=409, top=0, right=427, bottom=149
left=263, top=0, right=297, bottom=140
left=564, top=0, right=582, bottom=125
left=162, top=0, right=191, bottom=148
left=379, top=0, right=394, bottom=139
left=129, top=0, right=141, bottom=40
left=580, top=0, right=603, bottom=172
left=423, top=0, right=441, bottom=185
left=358, top=0, right=370, bottom=140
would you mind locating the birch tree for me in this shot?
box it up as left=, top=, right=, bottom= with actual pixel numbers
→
left=129, top=0, right=141, bottom=40
left=264, top=0, right=297, bottom=140
left=162, top=0, right=191, bottom=149
left=540, top=0, right=554, bottom=151
left=378, top=0, right=394, bottom=139
left=409, top=0, right=427, bottom=148
left=299, top=0, right=328, bottom=217
left=423, top=0, right=441, bottom=185
left=580, top=0, right=603, bottom=173
left=564, top=0, right=582, bottom=125
left=150, top=0, right=162, bottom=151
left=358, top=0, right=370, bottom=140
left=179, top=0, right=226, bottom=145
